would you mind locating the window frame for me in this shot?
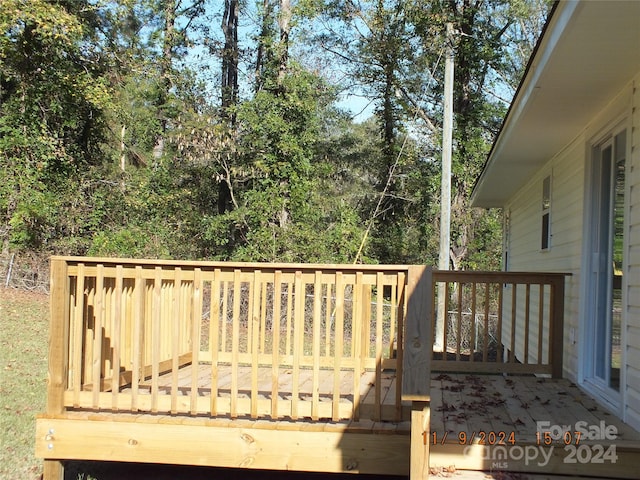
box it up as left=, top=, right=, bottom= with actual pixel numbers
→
left=541, top=175, right=551, bottom=251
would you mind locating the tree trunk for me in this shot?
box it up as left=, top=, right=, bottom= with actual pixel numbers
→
left=382, top=65, right=395, bottom=163
left=154, top=0, right=176, bottom=162
left=254, top=0, right=272, bottom=92
left=221, top=0, right=239, bottom=123
left=219, top=0, right=239, bottom=212
left=277, top=0, right=291, bottom=85
left=120, top=124, right=127, bottom=173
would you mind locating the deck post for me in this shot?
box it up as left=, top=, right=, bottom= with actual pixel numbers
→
left=402, top=265, right=433, bottom=479
left=550, top=274, right=565, bottom=379
left=402, top=265, right=432, bottom=399
left=43, top=257, right=70, bottom=480
left=410, top=401, right=430, bottom=479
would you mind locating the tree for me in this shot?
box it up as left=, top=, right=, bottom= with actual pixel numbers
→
left=227, top=68, right=325, bottom=261
left=0, top=0, right=549, bottom=270
left=305, top=0, right=549, bottom=267
left=254, top=0, right=276, bottom=92
left=0, top=0, right=112, bottom=252
left=311, top=0, right=433, bottom=263
left=410, top=0, right=550, bottom=270
left=277, top=0, right=292, bottom=83
left=151, top=0, right=208, bottom=161
left=221, top=0, right=239, bottom=121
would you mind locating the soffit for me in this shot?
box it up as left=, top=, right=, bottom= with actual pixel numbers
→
left=471, top=1, right=640, bottom=208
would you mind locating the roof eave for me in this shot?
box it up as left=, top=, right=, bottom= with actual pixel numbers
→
left=470, top=1, right=574, bottom=208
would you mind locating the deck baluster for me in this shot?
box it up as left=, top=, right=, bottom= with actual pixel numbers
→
left=332, top=272, right=344, bottom=421
left=92, top=265, right=104, bottom=409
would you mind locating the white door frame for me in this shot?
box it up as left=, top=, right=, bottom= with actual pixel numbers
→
left=579, top=124, right=628, bottom=415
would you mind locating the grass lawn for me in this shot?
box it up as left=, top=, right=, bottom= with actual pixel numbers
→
left=0, top=287, right=49, bottom=480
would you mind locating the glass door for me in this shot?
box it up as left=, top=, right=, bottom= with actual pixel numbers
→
left=589, top=130, right=626, bottom=393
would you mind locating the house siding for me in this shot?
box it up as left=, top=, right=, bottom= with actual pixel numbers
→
left=504, top=139, right=585, bottom=379
left=504, top=74, right=640, bottom=430
left=625, top=75, right=640, bottom=429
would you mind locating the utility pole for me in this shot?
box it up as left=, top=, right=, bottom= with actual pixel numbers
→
left=435, top=23, right=455, bottom=352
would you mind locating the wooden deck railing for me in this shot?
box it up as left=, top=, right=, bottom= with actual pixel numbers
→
left=46, top=258, right=567, bottom=430
left=431, top=271, right=567, bottom=378
left=47, top=257, right=430, bottom=423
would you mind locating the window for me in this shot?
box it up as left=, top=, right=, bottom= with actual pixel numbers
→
left=503, top=210, right=510, bottom=270
left=541, top=176, right=551, bottom=250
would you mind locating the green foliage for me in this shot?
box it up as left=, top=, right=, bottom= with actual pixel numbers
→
left=90, top=226, right=158, bottom=258
left=1, top=0, right=114, bottom=251
left=220, top=67, right=367, bottom=263
left=84, top=162, right=219, bottom=259
left=0, top=0, right=547, bottom=270
left=397, top=0, right=548, bottom=270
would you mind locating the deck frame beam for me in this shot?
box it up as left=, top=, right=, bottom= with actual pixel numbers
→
left=36, top=416, right=410, bottom=476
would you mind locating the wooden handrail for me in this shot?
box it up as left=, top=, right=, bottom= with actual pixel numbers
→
left=49, top=255, right=413, bottom=272
left=46, top=257, right=569, bottom=428
left=48, top=257, right=413, bottom=423
left=431, top=270, right=568, bottom=377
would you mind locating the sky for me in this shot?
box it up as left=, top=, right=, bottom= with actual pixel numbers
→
left=174, top=0, right=379, bottom=123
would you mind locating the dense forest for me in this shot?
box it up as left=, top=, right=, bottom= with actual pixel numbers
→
left=0, top=0, right=550, bottom=272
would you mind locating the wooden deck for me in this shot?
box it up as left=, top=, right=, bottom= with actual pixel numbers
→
left=138, top=363, right=412, bottom=422
left=38, top=369, right=640, bottom=478
left=38, top=364, right=414, bottom=476
left=37, top=258, right=428, bottom=479
left=430, top=373, right=640, bottom=477
left=36, top=257, right=638, bottom=479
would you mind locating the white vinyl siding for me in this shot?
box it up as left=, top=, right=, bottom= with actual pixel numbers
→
left=504, top=74, right=640, bottom=430
left=624, top=74, right=640, bottom=429
left=503, top=139, right=585, bottom=377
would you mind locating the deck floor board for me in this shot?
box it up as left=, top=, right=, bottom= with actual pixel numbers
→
left=431, top=374, right=640, bottom=446
left=116, top=369, right=640, bottom=445
left=47, top=372, right=640, bottom=478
